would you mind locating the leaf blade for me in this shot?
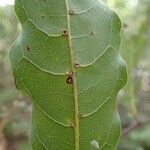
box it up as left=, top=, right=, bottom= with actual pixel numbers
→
left=9, top=0, right=127, bottom=149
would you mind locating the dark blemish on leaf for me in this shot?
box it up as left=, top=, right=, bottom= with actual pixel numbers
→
left=66, top=71, right=73, bottom=85
left=66, top=76, right=73, bottom=84
left=74, top=63, right=80, bottom=68
left=62, top=30, right=68, bottom=36
left=69, top=122, right=76, bottom=128
left=67, top=119, right=75, bottom=128
left=69, top=10, right=75, bottom=15
left=90, top=31, right=96, bottom=35
left=43, top=0, right=46, bottom=2
left=41, top=15, right=45, bottom=18
left=27, top=46, right=30, bottom=51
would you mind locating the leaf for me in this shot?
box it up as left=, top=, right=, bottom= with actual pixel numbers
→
left=9, top=0, right=127, bottom=149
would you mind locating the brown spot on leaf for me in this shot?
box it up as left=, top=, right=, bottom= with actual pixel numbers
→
left=66, top=76, right=73, bottom=84
left=74, top=63, right=80, bottom=68
left=69, top=10, right=75, bottom=15
left=90, top=31, right=96, bottom=35
left=62, top=30, right=68, bottom=36
left=27, top=46, right=30, bottom=51
left=69, top=122, right=76, bottom=128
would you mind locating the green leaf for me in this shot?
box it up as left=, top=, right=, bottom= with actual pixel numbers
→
left=9, top=0, right=127, bottom=149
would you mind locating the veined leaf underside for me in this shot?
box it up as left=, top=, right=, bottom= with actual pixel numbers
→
left=9, top=0, right=127, bottom=150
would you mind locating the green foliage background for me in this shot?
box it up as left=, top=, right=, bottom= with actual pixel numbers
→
left=0, top=0, right=150, bottom=149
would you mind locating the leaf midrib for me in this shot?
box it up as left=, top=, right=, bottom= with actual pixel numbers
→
left=65, top=0, right=80, bottom=150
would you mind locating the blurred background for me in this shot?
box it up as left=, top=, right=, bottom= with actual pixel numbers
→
left=0, top=0, right=150, bottom=149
